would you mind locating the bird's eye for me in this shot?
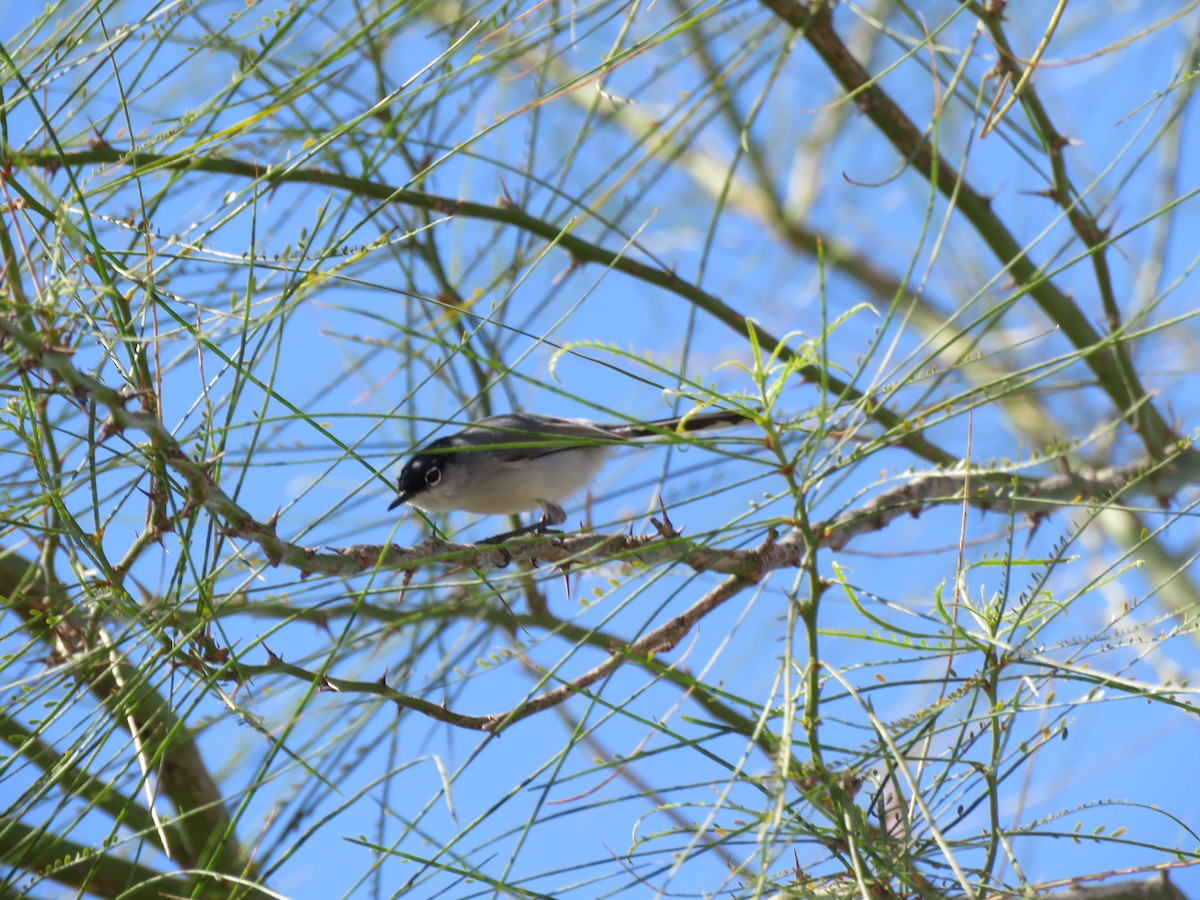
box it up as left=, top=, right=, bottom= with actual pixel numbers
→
left=425, top=466, right=441, bottom=486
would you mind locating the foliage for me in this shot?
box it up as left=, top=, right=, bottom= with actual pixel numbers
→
left=2, top=1, right=1199, bottom=898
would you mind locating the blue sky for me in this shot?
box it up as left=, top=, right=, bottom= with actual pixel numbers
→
left=3, top=1, right=1200, bottom=897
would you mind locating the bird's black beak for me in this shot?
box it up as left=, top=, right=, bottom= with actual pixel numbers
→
left=387, top=492, right=409, bottom=512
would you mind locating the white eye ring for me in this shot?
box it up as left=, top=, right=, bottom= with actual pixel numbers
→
left=425, top=466, right=441, bottom=485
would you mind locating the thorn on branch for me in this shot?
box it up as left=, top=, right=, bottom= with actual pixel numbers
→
left=497, top=178, right=516, bottom=209
left=553, top=254, right=583, bottom=286
left=318, top=676, right=340, bottom=693
left=263, top=642, right=283, bottom=665
left=762, top=527, right=779, bottom=555
left=1052, top=133, right=1083, bottom=153
left=1099, top=212, right=1117, bottom=241
left=98, top=417, right=123, bottom=442
left=311, top=613, right=333, bottom=640
left=650, top=500, right=682, bottom=539
left=88, top=125, right=111, bottom=151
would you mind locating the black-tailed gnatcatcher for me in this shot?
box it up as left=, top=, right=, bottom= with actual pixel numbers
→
left=388, top=410, right=751, bottom=538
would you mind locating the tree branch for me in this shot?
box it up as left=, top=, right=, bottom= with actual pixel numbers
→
left=757, top=0, right=1176, bottom=460
left=4, top=145, right=959, bottom=468
left=4, top=314, right=1192, bottom=581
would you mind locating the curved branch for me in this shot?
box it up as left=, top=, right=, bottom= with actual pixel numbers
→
left=226, top=573, right=753, bottom=735
left=758, top=0, right=1176, bottom=459
left=5, top=146, right=957, bottom=468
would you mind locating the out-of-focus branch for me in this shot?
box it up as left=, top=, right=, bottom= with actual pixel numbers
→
left=757, top=0, right=1177, bottom=460
left=1037, top=871, right=1191, bottom=900
left=973, top=3, right=1131, bottom=362
left=0, top=551, right=250, bottom=879
left=0, top=816, right=195, bottom=900
left=0, top=709, right=189, bottom=864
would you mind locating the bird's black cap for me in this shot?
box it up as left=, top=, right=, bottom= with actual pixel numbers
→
left=387, top=438, right=457, bottom=511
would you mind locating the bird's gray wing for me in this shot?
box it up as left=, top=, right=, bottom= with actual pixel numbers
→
left=467, top=414, right=627, bottom=461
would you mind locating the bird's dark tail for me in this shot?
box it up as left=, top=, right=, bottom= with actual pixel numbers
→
left=615, top=409, right=754, bottom=439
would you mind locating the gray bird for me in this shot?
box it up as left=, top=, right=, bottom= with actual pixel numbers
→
left=388, top=409, right=752, bottom=538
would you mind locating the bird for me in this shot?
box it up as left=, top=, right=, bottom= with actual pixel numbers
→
left=387, top=409, right=752, bottom=539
